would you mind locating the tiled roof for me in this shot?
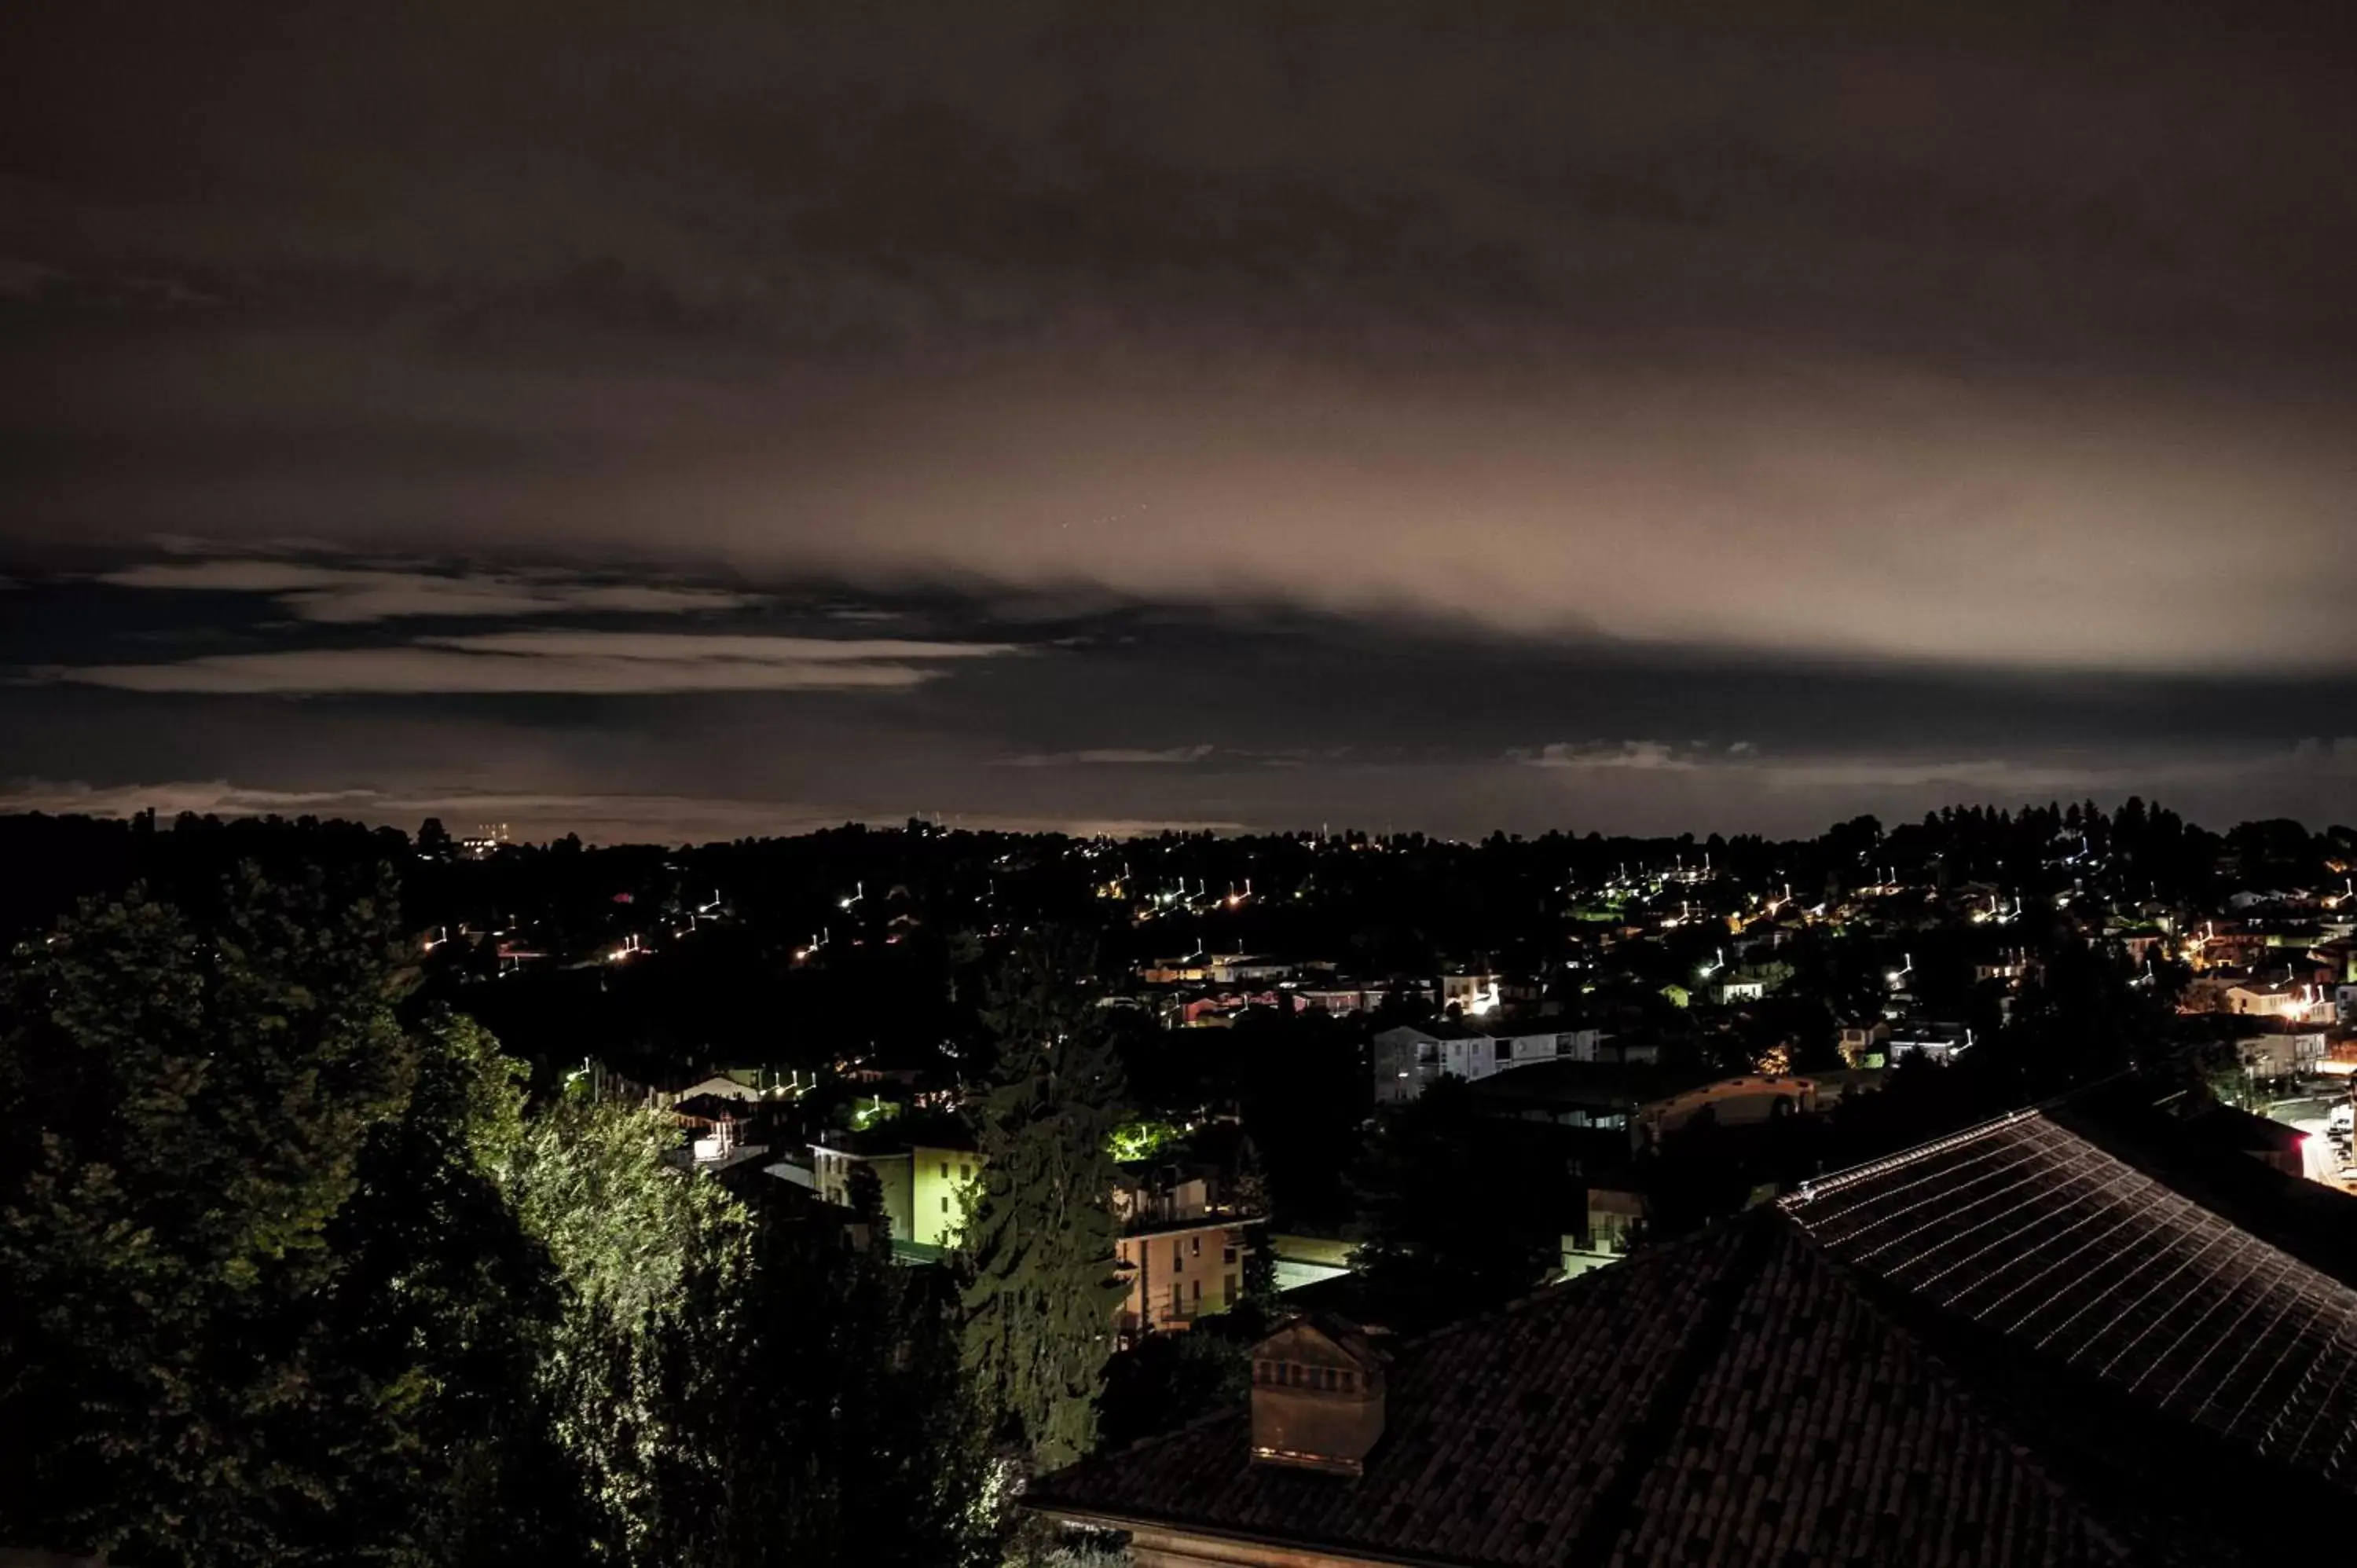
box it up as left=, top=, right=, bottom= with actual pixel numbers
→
left=1783, top=1109, right=2357, bottom=1491
left=1032, top=1215, right=2131, bottom=1566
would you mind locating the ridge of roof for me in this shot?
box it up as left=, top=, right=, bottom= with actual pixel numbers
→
left=1780, top=1105, right=2042, bottom=1208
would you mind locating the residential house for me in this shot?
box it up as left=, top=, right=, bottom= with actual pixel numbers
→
left=1886, top=1020, right=1975, bottom=1064
left=1836, top=1017, right=1890, bottom=1066
left=1369, top=1019, right=1607, bottom=1102
left=1289, top=981, right=1388, bottom=1015
left=1178, top=990, right=1283, bottom=1027
left=2238, top=1017, right=2330, bottom=1080
left=1369, top=1021, right=1494, bottom=1101
left=646, top=1068, right=771, bottom=1110
left=1110, top=1164, right=1265, bottom=1338
left=663, top=1119, right=769, bottom=1175
left=1713, top=974, right=1769, bottom=1003
left=2226, top=977, right=2335, bottom=1024
left=1437, top=971, right=1500, bottom=1015
left=1490, top=1017, right=1606, bottom=1069
left=1974, top=949, right=2036, bottom=986
left=1208, top=954, right=1297, bottom=984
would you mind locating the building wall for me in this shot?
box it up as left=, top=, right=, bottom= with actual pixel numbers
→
left=1376, top=1026, right=1609, bottom=1101
left=1118, top=1223, right=1248, bottom=1334
left=2239, top=1030, right=2327, bottom=1078
left=1102, top=1522, right=1397, bottom=1567
left=1439, top=1036, right=1493, bottom=1081
left=911, top=1144, right=981, bottom=1250
left=811, top=1147, right=914, bottom=1242
left=1371, top=1026, right=1439, bottom=1103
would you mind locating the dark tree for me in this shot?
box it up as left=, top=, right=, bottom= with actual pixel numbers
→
left=1347, top=1077, right=1571, bottom=1330
left=0, top=868, right=539, bottom=1566
left=1096, top=1326, right=1252, bottom=1452
left=959, top=936, right=1131, bottom=1472
left=684, top=1167, right=995, bottom=1568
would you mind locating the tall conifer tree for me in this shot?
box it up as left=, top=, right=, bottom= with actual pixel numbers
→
left=959, top=936, right=1130, bottom=1471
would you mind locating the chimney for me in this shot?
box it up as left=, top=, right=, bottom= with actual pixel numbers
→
left=1248, top=1315, right=1386, bottom=1476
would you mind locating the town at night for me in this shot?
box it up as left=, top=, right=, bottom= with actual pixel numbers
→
left=5, top=2, right=2355, bottom=1563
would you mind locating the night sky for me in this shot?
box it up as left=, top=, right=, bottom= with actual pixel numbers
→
left=5, top=1, right=2354, bottom=841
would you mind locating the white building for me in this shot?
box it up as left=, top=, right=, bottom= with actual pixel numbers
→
left=1370, top=1020, right=1608, bottom=1102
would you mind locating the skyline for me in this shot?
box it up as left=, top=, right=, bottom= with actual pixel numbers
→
left=6, top=1, right=2355, bottom=840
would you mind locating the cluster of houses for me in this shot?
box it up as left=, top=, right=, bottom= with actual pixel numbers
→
left=616, top=839, right=2357, bottom=1365
left=651, top=1087, right=1270, bottom=1341
left=1121, top=953, right=1504, bottom=1028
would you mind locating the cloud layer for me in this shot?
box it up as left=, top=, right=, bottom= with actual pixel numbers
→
left=49, top=630, right=1020, bottom=694
left=5, top=2, right=2354, bottom=671
left=998, top=744, right=1216, bottom=768
left=100, top=560, right=753, bottom=622
left=6, top=5, right=2355, bottom=837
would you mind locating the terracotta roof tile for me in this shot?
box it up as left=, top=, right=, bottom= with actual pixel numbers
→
left=1783, top=1110, right=2357, bottom=1491
left=1032, top=1214, right=2129, bottom=1566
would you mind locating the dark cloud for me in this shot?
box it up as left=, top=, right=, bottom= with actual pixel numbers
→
left=4, top=5, right=2353, bottom=832
left=46, top=630, right=1021, bottom=694
left=97, top=559, right=756, bottom=621
left=998, top=746, right=1219, bottom=769
left=4, top=559, right=2356, bottom=841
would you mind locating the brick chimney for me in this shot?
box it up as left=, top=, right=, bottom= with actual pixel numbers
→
left=1248, top=1314, right=1386, bottom=1475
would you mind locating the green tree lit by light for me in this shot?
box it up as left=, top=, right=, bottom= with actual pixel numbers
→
left=1106, top=1117, right=1183, bottom=1163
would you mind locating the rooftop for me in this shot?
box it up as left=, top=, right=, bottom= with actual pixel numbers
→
left=1033, top=1215, right=2134, bottom=1566
left=1783, top=1108, right=2357, bottom=1489
left=1034, top=1108, right=2357, bottom=1564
